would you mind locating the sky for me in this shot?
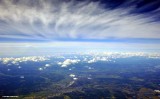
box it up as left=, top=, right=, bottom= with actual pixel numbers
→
left=0, top=0, right=160, bottom=56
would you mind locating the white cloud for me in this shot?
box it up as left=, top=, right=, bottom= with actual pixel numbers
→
left=69, top=74, right=76, bottom=78
left=154, top=90, right=160, bottom=93
left=59, top=59, right=80, bottom=67
left=45, top=64, right=51, bottom=67
left=88, top=58, right=96, bottom=63
left=69, top=74, right=78, bottom=80
left=18, top=66, right=21, bottom=69
left=88, top=77, right=92, bottom=80
left=0, top=0, right=159, bottom=41
left=87, top=56, right=109, bottom=63
left=38, top=67, right=43, bottom=71
left=73, top=77, right=78, bottom=80
left=0, top=56, right=49, bottom=65
left=57, top=62, right=62, bottom=65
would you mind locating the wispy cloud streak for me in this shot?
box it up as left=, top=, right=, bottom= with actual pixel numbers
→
left=0, top=0, right=160, bottom=41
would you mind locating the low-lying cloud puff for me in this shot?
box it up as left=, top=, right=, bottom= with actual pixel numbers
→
left=45, top=64, right=51, bottom=67
left=38, top=67, right=43, bottom=71
left=87, top=57, right=109, bottom=63
left=69, top=74, right=76, bottom=78
left=58, top=59, right=80, bottom=67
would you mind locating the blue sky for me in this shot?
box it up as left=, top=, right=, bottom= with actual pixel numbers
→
left=0, top=0, right=160, bottom=56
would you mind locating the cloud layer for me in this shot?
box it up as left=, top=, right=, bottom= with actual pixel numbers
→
left=0, top=42, right=160, bottom=57
left=0, top=0, right=160, bottom=41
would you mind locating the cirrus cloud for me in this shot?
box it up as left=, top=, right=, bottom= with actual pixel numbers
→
left=0, top=0, right=159, bottom=41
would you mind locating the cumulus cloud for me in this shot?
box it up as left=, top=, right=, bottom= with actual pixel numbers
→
left=45, top=64, right=51, bottom=67
left=69, top=74, right=76, bottom=78
left=58, top=59, right=80, bottom=67
left=87, top=56, right=109, bottom=63
left=73, top=78, right=78, bottom=80
left=0, top=56, right=49, bottom=65
left=0, top=0, right=159, bottom=41
left=38, top=67, right=43, bottom=71
left=69, top=74, right=78, bottom=80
